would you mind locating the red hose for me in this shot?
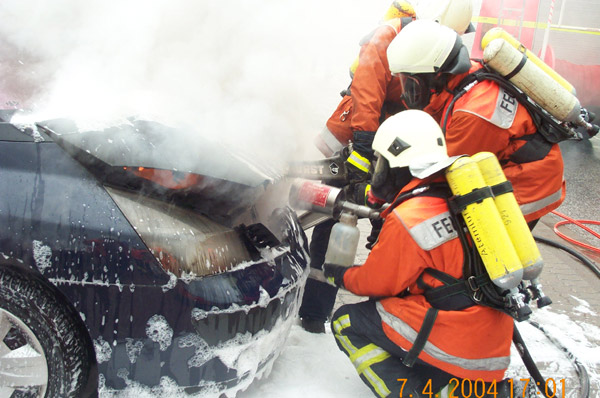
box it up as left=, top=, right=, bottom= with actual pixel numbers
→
left=551, top=210, right=600, bottom=253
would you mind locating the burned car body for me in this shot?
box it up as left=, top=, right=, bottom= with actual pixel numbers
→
left=0, top=114, right=309, bottom=397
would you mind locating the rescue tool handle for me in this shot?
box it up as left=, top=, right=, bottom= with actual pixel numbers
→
left=340, top=201, right=383, bottom=220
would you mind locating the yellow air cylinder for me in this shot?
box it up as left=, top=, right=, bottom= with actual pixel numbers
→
left=472, top=152, right=544, bottom=280
left=483, top=36, right=582, bottom=124
left=445, top=156, right=523, bottom=289
left=481, top=28, right=576, bottom=95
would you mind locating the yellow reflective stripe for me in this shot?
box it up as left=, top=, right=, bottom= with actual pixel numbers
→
left=332, top=314, right=351, bottom=335
left=473, top=16, right=600, bottom=36
left=475, top=16, right=541, bottom=29
left=335, top=334, right=358, bottom=356
left=363, top=367, right=392, bottom=398
left=348, top=151, right=371, bottom=173
left=350, top=344, right=391, bottom=375
left=334, top=336, right=391, bottom=396
left=333, top=314, right=392, bottom=397
left=364, top=184, right=371, bottom=205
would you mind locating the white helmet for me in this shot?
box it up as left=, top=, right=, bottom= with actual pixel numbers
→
left=416, top=0, right=474, bottom=34
left=387, top=19, right=471, bottom=75
left=372, top=110, right=449, bottom=178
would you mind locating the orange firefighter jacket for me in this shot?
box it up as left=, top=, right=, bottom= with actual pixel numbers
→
left=342, top=178, right=514, bottom=382
left=425, top=61, right=565, bottom=222
left=316, top=18, right=406, bottom=156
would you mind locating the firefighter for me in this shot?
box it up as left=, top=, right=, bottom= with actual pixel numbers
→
left=385, top=20, right=565, bottom=227
left=299, top=0, right=475, bottom=334
left=324, top=110, right=515, bottom=398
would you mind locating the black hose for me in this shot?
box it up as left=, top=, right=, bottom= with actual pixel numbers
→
left=528, top=235, right=595, bottom=397
left=534, top=235, right=600, bottom=278
left=513, top=324, right=553, bottom=398
left=528, top=321, right=591, bottom=398
left=514, top=322, right=591, bottom=398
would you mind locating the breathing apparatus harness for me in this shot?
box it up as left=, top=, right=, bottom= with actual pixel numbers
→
left=386, top=176, right=537, bottom=371
left=440, top=61, right=597, bottom=164
left=388, top=179, right=532, bottom=315
left=387, top=177, right=573, bottom=398
left=423, top=181, right=528, bottom=315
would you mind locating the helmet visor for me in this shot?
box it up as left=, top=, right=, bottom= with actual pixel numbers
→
left=399, top=74, right=433, bottom=110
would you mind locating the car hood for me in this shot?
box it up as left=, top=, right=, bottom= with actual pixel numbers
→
left=33, top=118, right=291, bottom=226
left=38, top=118, right=280, bottom=188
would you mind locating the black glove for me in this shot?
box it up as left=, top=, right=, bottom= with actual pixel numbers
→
left=344, top=150, right=371, bottom=183
left=365, top=218, right=383, bottom=250
left=322, top=263, right=348, bottom=288
left=344, top=131, right=375, bottom=183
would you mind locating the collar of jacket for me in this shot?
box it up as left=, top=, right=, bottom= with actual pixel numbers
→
left=379, top=175, right=446, bottom=218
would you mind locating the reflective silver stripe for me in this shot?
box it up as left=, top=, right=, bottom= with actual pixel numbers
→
left=333, top=315, right=392, bottom=397
left=363, top=367, right=392, bottom=398
left=375, top=302, right=510, bottom=371
left=335, top=334, right=391, bottom=397
left=350, top=344, right=391, bottom=374
left=332, top=314, right=351, bottom=335
left=317, top=127, right=344, bottom=156
left=335, top=334, right=357, bottom=356
left=519, top=186, right=563, bottom=217
left=396, top=210, right=458, bottom=250
left=348, top=151, right=371, bottom=173
left=490, top=86, right=518, bottom=128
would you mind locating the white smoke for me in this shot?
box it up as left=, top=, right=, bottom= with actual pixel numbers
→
left=0, top=0, right=392, bottom=168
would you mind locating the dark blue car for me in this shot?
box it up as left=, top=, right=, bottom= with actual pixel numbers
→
left=0, top=110, right=309, bottom=397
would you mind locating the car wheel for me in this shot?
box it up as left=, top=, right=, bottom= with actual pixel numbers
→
left=0, top=267, right=92, bottom=397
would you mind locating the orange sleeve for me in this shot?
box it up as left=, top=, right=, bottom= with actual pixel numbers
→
left=350, top=25, right=397, bottom=133
left=343, top=212, right=427, bottom=297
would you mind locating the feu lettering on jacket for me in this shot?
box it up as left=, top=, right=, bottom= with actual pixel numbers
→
left=342, top=180, right=514, bottom=382
left=401, top=211, right=457, bottom=251
left=454, top=84, right=518, bottom=129
left=439, top=61, right=565, bottom=223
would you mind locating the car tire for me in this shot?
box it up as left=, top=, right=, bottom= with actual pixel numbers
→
left=0, top=267, right=93, bottom=397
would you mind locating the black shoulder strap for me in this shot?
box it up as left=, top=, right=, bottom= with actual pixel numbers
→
left=418, top=268, right=489, bottom=311
left=440, top=67, right=489, bottom=134
left=387, top=183, right=452, bottom=213
left=441, top=66, right=574, bottom=163
left=402, top=308, right=438, bottom=367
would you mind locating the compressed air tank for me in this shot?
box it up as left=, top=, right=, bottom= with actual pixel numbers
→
left=445, top=156, right=523, bottom=289
left=471, top=152, right=543, bottom=280
left=481, top=28, right=576, bottom=95
left=483, top=37, right=582, bottom=124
